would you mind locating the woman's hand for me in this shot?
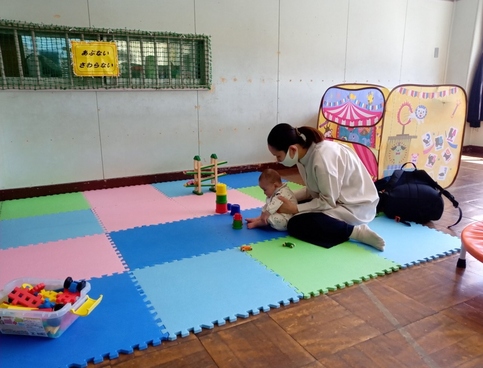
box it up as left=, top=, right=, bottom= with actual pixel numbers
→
left=277, top=196, right=299, bottom=214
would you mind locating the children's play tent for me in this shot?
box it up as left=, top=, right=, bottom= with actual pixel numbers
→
left=318, top=84, right=467, bottom=188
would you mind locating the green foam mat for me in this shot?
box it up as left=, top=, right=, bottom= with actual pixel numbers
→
left=237, top=182, right=304, bottom=202
left=248, top=236, right=399, bottom=298
left=285, top=182, right=305, bottom=191
left=0, top=192, right=91, bottom=220
left=237, top=186, right=265, bottom=201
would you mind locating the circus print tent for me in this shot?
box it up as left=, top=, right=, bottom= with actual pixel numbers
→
left=318, top=85, right=388, bottom=182
left=322, top=88, right=384, bottom=127
left=317, top=84, right=466, bottom=188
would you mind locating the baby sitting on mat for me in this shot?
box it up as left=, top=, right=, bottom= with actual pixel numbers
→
left=246, top=168, right=297, bottom=231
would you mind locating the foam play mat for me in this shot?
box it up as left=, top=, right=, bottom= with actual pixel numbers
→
left=0, top=173, right=461, bottom=367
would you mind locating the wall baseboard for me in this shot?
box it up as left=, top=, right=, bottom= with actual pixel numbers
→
left=2, top=145, right=483, bottom=201
left=0, top=163, right=279, bottom=201
left=462, top=145, right=483, bottom=156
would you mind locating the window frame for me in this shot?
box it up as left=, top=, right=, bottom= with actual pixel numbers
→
left=0, top=19, right=212, bottom=90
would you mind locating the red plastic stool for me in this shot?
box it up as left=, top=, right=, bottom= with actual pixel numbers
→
left=456, top=221, right=483, bottom=268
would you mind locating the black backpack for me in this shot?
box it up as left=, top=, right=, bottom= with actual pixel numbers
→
left=374, top=162, right=462, bottom=227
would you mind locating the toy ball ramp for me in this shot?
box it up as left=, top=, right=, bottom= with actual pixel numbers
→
left=380, top=84, right=467, bottom=188
left=318, top=84, right=389, bottom=181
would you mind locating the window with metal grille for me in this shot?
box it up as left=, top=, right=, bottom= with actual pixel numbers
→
left=0, top=20, right=212, bottom=90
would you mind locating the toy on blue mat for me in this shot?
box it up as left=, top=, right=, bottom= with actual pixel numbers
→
left=184, top=154, right=227, bottom=195
left=233, top=213, right=243, bottom=229
left=229, top=203, right=241, bottom=216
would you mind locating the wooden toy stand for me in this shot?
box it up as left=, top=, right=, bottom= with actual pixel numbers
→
left=184, top=154, right=227, bottom=195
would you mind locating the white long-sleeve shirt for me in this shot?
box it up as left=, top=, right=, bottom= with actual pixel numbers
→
left=294, top=140, right=379, bottom=225
left=263, top=183, right=297, bottom=215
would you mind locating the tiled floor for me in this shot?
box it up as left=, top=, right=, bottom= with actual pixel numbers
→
left=88, top=155, right=483, bottom=368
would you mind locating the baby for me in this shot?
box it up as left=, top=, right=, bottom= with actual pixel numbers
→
left=246, top=168, right=297, bottom=231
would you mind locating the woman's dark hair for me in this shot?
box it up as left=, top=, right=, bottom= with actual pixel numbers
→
left=267, top=123, right=323, bottom=152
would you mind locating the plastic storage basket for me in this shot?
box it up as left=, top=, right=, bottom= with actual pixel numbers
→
left=0, top=277, right=100, bottom=338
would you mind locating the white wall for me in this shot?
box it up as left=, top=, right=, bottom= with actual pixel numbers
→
left=446, top=0, right=483, bottom=146
left=0, top=0, right=477, bottom=190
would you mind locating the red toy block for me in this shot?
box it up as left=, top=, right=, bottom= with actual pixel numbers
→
left=216, top=203, right=228, bottom=214
left=56, top=290, right=79, bottom=304
left=8, top=287, right=43, bottom=308
left=232, top=213, right=243, bottom=229
left=30, top=283, right=46, bottom=294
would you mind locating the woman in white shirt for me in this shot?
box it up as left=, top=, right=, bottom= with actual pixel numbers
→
left=267, top=123, right=385, bottom=251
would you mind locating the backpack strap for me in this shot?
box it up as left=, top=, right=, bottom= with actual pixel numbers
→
left=431, top=181, right=462, bottom=228
left=384, top=168, right=405, bottom=191
left=412, top=167, right=462, bottom=228
left=400, top=162, right=417, bottom=170
left=381, top=166, right=414, bottom=226
left=385, top=162, right=417, bottom=190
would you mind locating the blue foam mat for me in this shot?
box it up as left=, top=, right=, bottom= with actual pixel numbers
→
left=152, top=171, right=266, bottom=197
left=0, top=209, right=104, bottom=249
left=109, top=208, right=284, bottom=270
left=152, top=180, right=198, bottom=198
left=360, top=216, right=460, bottom=267
left=0, top=272, right=167, bottom=368
left=219, top=171, right=262, bottom=189
left=132, top=248, right=302, bottom=340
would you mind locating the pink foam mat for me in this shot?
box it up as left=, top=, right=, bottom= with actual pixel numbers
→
left=171, top=189, right=264, bottom=218
left=91, top=196, right=191, bottom=232
left=83, top=184, right=168, bottom=208
left=0, top=234, right=127, bottom=289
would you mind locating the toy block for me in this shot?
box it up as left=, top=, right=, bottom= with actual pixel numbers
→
left=216, top=203, right=228, bottom=214
left=230, top=204, right=241, bottom=216
left=30, top=283, right=46, bottom=294
left=40, top=289, right=59, bottom=301
left=0, top=303, right=37, bottom=311
left=215, top=183, right=227, bottom=195
left=8, top=287, right=43, bottom=308
left=39, top=297, right=56, bottom=310
left=56, top=290, right=79, bottom=304
left=233, top=213, right=243, bottom=229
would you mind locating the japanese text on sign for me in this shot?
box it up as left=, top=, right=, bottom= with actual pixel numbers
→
left=71, top=41, right=119, bottom=77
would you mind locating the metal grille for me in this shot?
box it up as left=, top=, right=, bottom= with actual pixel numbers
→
left=0, top=19, right=212, bottom=90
